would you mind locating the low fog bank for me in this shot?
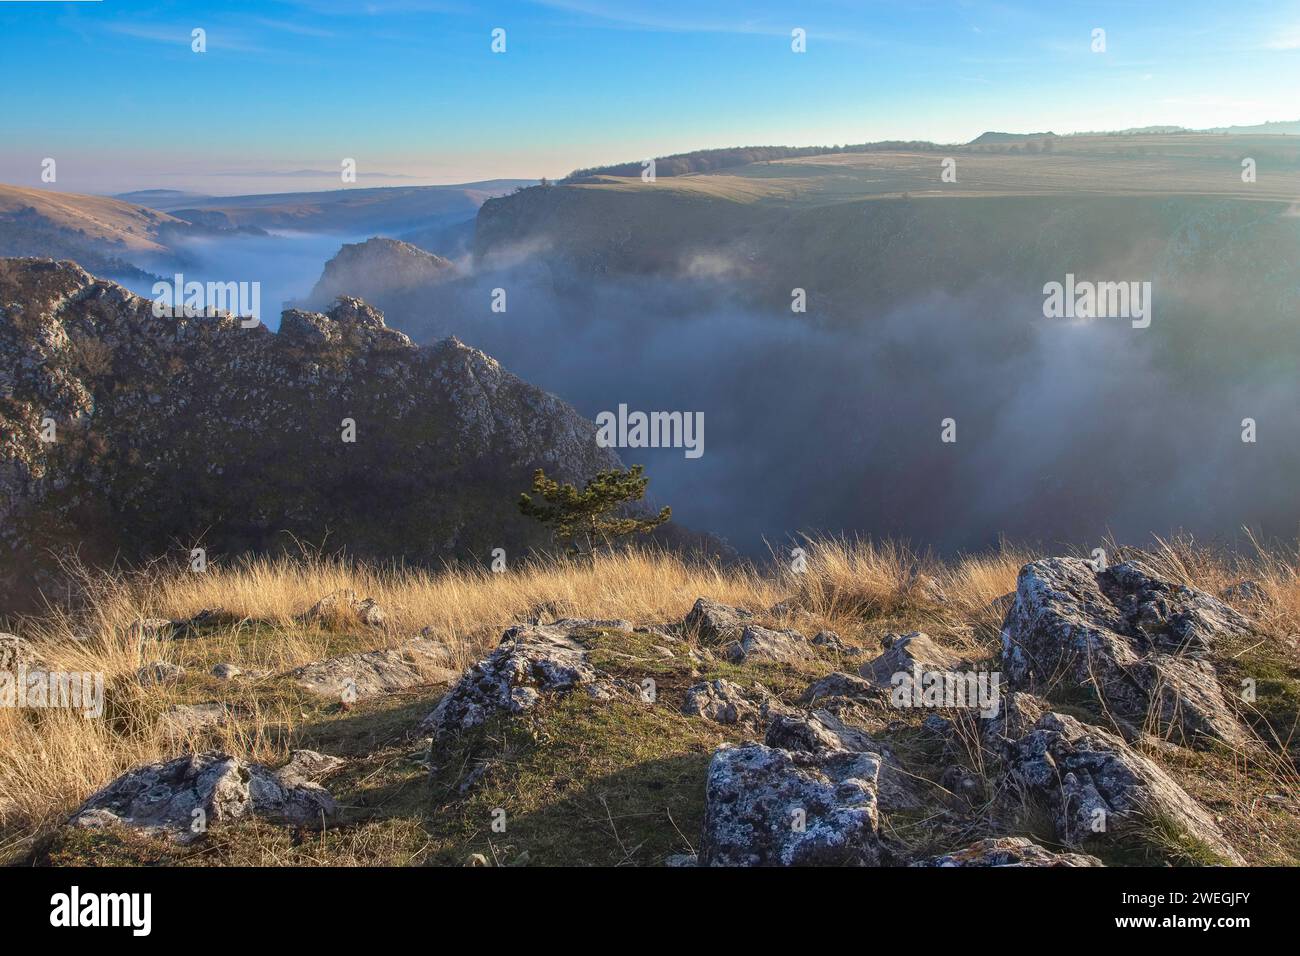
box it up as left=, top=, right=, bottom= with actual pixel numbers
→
left=122, top=231, right=373, bottom=326
left=395, top=262, right=1299, bottom=558
left=134, top=230, right=1299, bottom=559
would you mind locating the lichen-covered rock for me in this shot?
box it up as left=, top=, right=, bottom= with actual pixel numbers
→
left=981, top=690, right=1048, bottom=743
left=273, top=750, right=346, bottom=788
left=699, top=743, right=883, bottom=866
left=0, top=632, right=41, bottom=671
left=809, top=630, right=862, bottom=655
left=723, top=624, right=812, bottom=664
left=69, top=751, right=337, bottom=839
left=0, top=258, right=622, bottom=609
left=859, top=632, right=963, bottom=686
left=211, top=663, right=241, bottom=680
left=420, top=623, right=628, bottom=742
left=799, top=671, right=882, bottom=706
left=1003, top=711, right=1244, bottom=864
left=915, top=837, right=1103, bottom=867
left=1221, top=580, right=1269, bottom=606
left=682, top=678, right=772, bottom=725
left=765, top=709, right=923, bottom=811
left=136, top=661, right=185, bottom=686
left=1000, top=557, right=1254, bottom=747
left=289, top=637, right=457, bottom=701
left=682, top=598, right=752, bottom=644
left=301, top=590, right=387, bottom=629
left=160, top=703, right=228, bottom=736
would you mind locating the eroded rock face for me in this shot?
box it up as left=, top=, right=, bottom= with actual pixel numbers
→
left=1003, top=711, right=1243, bottom=864
left=308, top=238, right=456, bottom=307
left=420, top=623, right=628, bottom=742
left=915, top=837, right=1102, bottom=867
left=289, top=638, right=458, bottom=701
left=1000, top=557, right=1254, bottom=747
left=0, top=258, right=621, bottom=608
left=699, top=743, right=883, bottom=866
left=69, top=751, right=337, bottom=839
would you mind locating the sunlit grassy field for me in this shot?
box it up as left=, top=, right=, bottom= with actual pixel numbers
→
left=2, top=535, right=1297, bottom=866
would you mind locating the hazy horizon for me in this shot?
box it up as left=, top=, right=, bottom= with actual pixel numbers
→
left=5, top=0, right=1300, bottom=194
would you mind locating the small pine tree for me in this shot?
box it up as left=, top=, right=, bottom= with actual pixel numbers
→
left=518, top=465, right=670, bottom=563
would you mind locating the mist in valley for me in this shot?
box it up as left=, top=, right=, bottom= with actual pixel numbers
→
left=151, top=228, right=1300, bottom=560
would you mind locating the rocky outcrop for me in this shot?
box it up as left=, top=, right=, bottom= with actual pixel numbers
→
left=859, top=632, right=964, bottom=686
left=69, top=751, right=338, bottom=839
left=1003, top=711, right=1243, bottom=864
left=300, top=590, right=388, bottom=629
left=0, top=633, right=41, bottom=671
left=0, top=258, right=622, bottom=608
left=136, top=661, right=185, bottom=686
left=1000, top=558, right=1254, bottom=747
left=915, top=837, right=1102, bottom=867
left=682, top=678, right=775, bottom=725
left=160, top=703, right=228, bottom=736
left=289, top=637, right=458, bottom=701
left=682, top=598, right=752, bottom=644
left=699, top=743, right=883, bottom=867
left=420, top=621, right=629, bottom=743
left=723, top=624, right=813, bottom=664
left=765, top=709, right=924, bottom=812
left=799, top=671, right=882, bottom=706
left=308, top=238, right=456, bottom=307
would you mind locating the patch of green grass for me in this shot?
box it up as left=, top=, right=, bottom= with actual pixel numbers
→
left=422, top=695, right=727, bottom=866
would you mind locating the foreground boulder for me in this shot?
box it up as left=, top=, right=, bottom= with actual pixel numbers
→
left=1001, top=557, right=1254, bottom=747
left=682, top=679, right=775, bottom=725
left=0, top=632, right=42, bottom=671
left=1003, top=711, right=1243, bottom=864
left=682, top=598, right=753, bottom=644
left=765, top=709, right=924, bottom=812
left=70, top=751, right=338, bottom=840
left=799, top=671, right=882, bottom=706
left=723, top=625, right=813, bottom=664
left=301, top=590, right=387, bottom=629
left=289, top=637, right=458, bottom=702
left=859, top=632, right=964, bottom=686
left=915, top=837, right=1102, bottom=867
left=420, top=622, right=629, bottom=743
left=700, top=743, right=883, bottom=866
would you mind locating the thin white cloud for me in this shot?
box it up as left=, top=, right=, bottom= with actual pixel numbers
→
left=1263, top=25, right=1300, bottom=49
left=105, top=22, right=270, bottom=54
left=528, top=0, right=882, bottom=46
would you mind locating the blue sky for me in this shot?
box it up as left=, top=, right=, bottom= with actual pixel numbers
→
left=2, top=0, right=1299, bottom=194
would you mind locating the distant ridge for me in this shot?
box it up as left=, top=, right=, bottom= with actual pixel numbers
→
left=564, top=141, right=944, bottom=181
left=967, top=131, right=1058, bottom=145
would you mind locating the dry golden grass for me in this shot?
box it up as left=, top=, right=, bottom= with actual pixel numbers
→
left=2, top=534, right=1297, bottom=865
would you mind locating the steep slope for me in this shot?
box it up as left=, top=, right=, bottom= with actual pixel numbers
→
left=0, top=184, right=188, bottom=280
left=308, top=238, right=457, bottom=307
left=0, top=258, right=621, bottom=607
